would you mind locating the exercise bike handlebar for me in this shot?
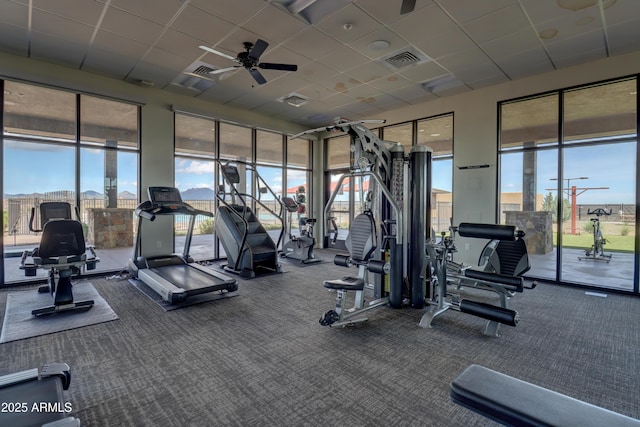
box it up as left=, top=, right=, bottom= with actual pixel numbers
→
left=587, top=208, right=612, bottom=216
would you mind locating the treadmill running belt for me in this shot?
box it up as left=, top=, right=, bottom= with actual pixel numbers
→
left=150, top=264, right=230, bottom=295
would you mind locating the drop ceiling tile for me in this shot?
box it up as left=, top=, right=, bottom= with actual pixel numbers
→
left=30, top=31, right=86, bottom=67
left=32, top=9, right=94, bottom=42
left=602, top=0, right=640, bottom=26
left=520, top=0, right=579, bottom=25
left=101, top=7, right=165, bottom=45
left=349, top=28, right=412, bottom=61
left=189, top=0, right=265, bottom=26
left=315, top=4, right=381, bottom=44
left=355, top=0, right=433, bottom=25
left=155, top=29, right=209, bottom=60
left=296, top=60, right=341, bottom=85
left=282, top=27, right=344, bottom=58
left=463, top=4, right=530, bottom=44
left=109, top=0, right=185, bottom=25
left=343, top=60, right=392, bottom=84
left=553, top=46, right=606, bottom=69
left=435, top=47, right=491, bottom=72
left=129, top=60, right=180, bottom=87
left=92, top=29, right=151, bottom=58
left=33, top=0, right=104, bottom=25
left=0, top=1, right=28, bottom=26
left=319, top=45, right=372, bottom=74
left=0, top=22, right=28, bottom=55
left=390, top=84, right=438, bottom=103
left=413, top=27, right=477, bottom=59
left=142, top=47, right=193, bottom=71
left=480, top=28, right=542, bottom=59
left=453, top=61, right=504, bottom=83
left=494, top=46, right=554, bottom=80
left=533, top=12, right=603, bottom=43
left=389, top=3, right=458, bottom=40
left=367, top=73, right=412, bottom=92
left=397, top=60, right=449, bottom=83
left=241, top=4, right=308, bottom=43
left=607, top=20, right=640, bottom=55
left=169, top=5, right=237, bottom=44
left=438, top=0, right=515, bottom=24
left=82, top=47, right=138, bottom=79
left=545, top=29, right=605, bottom=62
left=467, top=74, right=510, bottom=90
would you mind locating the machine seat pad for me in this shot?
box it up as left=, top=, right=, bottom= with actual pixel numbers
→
left=450, top=365, right=640, bottom=427
left=323, top=277, right=365, bottom=291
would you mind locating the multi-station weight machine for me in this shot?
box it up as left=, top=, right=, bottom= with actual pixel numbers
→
left=295, top=118, right=534, bottom=335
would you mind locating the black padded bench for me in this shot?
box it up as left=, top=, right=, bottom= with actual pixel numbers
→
left=450, top=364, right=640, bottom=427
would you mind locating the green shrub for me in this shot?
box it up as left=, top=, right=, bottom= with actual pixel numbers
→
left=199, top=218, right=215, bottom=234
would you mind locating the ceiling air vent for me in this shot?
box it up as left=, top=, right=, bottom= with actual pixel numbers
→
left=379, top=47, right=430, bottom=71
left=385, top=51, right=420, bottom=69
left=190, top=65, right=216, bottom=76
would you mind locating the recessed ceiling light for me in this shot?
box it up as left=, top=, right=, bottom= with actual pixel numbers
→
left=368, top=40, right=390, bottom=51
left=430, top=133, right=440, bottom=137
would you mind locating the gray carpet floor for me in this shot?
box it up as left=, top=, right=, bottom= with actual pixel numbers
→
left=0, top=251, right=638, bottom=426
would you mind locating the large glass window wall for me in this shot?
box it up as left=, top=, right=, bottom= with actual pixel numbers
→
left=499, top=77, right=638, bottom=292
left=2, top=80, right=140, bottom=284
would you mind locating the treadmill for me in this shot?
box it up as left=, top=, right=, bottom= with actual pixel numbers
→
left=128, top=186, right=238, bottom=303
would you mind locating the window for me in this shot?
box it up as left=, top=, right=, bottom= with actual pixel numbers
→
left=499, top=78, right=637, bottom=292
left=418, top=113, right=453, bottom=234
left=2, top=81, right=140, bottom=284
left=219, top=122, right=252, bottom=161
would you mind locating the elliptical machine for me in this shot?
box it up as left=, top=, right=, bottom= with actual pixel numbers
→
left=280, top=196, right=321, bottom=264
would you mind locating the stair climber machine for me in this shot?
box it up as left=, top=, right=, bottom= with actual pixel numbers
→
left=280, top=195, right=322, bottom=264
left=294, top=118, right=432, bottom=327
left=129, top=187, right=238, bottom=304
left=215, top=161, right=283, bottom=279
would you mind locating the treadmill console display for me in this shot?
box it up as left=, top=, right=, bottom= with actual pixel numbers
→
left=148, top=187, right=183, bottom=205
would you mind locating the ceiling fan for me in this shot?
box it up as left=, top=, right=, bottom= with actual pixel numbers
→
left=199, top=39, right=298, bottom=85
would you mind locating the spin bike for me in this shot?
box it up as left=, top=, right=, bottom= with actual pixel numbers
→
left=578, top=208, right=612, bottom=263
left=280, top=196, right=321, bottom=264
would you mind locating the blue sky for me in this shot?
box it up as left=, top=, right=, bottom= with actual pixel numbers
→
left=501, top=142, right=636, bottom=204
left=4, top=140, right=636, bottom=205
left=3, top=140, right=137, bottom=195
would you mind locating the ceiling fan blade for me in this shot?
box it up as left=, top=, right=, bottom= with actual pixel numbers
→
left=199, top=45, right=237, bottom=61
left=248, top=68, right=267, bottom=85
left=248, top=39, right=269, bottom=61
left=400, top=0, right=416, bottom=14
left=259, top=63, right=298, bottom=72
left=209, top=66, right=241, bottom=75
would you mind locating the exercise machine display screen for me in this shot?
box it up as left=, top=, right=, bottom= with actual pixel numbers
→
left=148, top=187, right=183, bottom=204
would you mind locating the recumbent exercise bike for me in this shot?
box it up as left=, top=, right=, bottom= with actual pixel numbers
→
left=20, top=202, right=99, bottom=317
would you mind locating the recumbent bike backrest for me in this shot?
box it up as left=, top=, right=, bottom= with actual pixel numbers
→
left=38, top=219, right=86, bottom=259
